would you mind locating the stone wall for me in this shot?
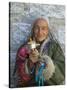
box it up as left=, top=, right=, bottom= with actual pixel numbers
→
left=9, top=2, right=65, bottom=87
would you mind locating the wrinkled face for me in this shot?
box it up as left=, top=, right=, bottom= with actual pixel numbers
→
left=33, top=19, right=48, bottom=42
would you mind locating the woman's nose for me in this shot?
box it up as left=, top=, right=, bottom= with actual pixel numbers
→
left=38, top=28, right=42, bottom=34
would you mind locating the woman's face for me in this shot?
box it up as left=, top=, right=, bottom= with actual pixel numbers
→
left=33, top=19, right=48, bottom=42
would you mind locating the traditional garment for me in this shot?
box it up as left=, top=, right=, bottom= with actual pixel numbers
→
left=15, top=37, right=65, bottom=87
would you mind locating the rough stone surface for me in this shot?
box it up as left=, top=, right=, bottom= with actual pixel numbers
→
left=9, top=2, right=65, bottom=87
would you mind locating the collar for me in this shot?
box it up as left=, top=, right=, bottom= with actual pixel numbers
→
left=40, top=37, right=50, bottom=54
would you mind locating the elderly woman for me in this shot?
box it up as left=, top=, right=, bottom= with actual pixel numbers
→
left=14, top=18, right=65, bottom=87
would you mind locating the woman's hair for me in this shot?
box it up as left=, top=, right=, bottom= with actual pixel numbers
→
left=31, top=17, right=49, bottom=40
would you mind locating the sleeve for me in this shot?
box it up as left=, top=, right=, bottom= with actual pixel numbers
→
left=39, top=55, right=55, bottom=81
left=16, top=46, right=31, bottom=84
left=47, top=41, right=65, bottom=85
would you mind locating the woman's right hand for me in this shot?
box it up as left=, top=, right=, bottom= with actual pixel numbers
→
left=29, top=49, right=39, bottom=63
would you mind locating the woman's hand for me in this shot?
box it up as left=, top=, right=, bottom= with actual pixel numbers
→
left=29, top=49, right=39, bottom=63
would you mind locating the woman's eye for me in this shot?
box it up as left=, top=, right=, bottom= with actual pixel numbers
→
left=34, top=26, right=38, bottom=30
left=42, top=27, right=48, bottom=30
left=42, top=27, right=45, bottom=30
